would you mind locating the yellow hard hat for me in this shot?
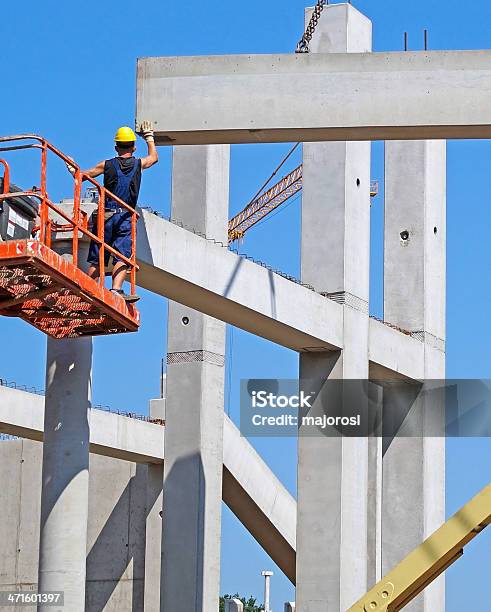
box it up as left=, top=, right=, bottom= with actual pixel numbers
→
left=114, top=126, right=137, bottom=143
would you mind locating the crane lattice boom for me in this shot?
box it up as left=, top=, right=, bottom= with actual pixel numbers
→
left=228, top=165, right=378, bottom=243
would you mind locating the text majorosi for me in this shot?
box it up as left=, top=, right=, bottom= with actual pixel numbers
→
left=251, top=390, right=314, bottom=409
left=251, top=414, right=362, bottom=428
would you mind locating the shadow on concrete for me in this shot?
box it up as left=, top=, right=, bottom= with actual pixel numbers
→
left=223, top=256, right=244, bottom=298
left=160, top=453, right=205, bottom=611
left=85, top=464, right=161, bottom=612
left=268, top=269, right=277, bottom=319
left=381, top=381, right=424, bottom=456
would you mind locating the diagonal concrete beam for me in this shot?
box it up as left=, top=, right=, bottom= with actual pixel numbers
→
left=0, top=387, right=297, bottom=581
left=136, top=209, right=343, bottom=353
left=137, top=210, right=424, bottom=381
left=137, top=50, right=491, bottom=145
left=223, top=416, right=296, bottom=584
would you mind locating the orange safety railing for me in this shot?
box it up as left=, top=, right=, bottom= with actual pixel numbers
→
left=0, top=135, right=139, bottom=297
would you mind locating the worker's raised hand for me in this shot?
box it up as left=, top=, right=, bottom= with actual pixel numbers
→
left=65, top=157, right=77, bottom=177
left=140, top=120, right=155, bottom=141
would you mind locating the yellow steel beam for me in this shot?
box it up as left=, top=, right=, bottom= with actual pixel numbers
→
left=347, top=482, right=491, bottom=612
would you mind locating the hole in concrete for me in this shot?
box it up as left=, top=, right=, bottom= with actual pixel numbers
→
left=356, top=178, right=361, bottom=187
left=181, top=316, right=190, bottom=326
left=400, top=230, right=409, bottom=241
left=434, top=226, right=438, bottom=235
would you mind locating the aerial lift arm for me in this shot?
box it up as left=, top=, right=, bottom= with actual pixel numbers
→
left=347, top=482, right=491, bottom=612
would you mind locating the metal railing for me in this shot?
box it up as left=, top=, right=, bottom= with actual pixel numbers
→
left=0, top=377, right=44, bottom=395
left=0, top=135, right=139, bottom=296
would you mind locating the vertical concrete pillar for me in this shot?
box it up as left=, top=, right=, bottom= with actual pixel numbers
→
left=297, top=5, right=373, bottom=611
left=144, top=396, right=165, bottom=612
left=383, top=140, right=446, bottom=611
left=38, top=241, right=92, bottom=612
left=161, top=145, right=229, bottom=612
left=38, top=337, right=92, bottom=612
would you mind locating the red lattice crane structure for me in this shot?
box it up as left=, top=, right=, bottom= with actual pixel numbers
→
left=228, top=163, right=379, bottom=243
left=0, top=135, right=140, bottom=339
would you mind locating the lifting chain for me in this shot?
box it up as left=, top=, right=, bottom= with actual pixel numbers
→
left=296, top=0, right=328, bottom=53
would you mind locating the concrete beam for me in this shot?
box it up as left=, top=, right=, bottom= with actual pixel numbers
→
left=136, top=50, right=491, bottom=145
left=137, top=209, right=343, bottom=352
left=223, top=417, right=296, bottom=584
left=0, top=386, right=165, bottom=465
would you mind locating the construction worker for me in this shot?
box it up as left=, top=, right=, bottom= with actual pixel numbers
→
left=66, top=121, right=158, bottom=302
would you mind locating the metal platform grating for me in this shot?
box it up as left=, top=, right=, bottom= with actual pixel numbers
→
left=0, top=240, right=139, bottom=339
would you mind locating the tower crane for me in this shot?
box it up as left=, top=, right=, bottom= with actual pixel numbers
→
left=228, top=162, right=378, bottom=244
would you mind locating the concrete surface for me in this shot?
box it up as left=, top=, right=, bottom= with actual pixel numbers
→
left=382, top=141, right=446, bottom=611
left=296, top=6, right=373, bottom=610
left=160, top=144, right=229, bottom=612
left=385, top=141, right=446, bottom=341
left=136, top=50, right=491, bottom=145
left=38, top=337, right=92, bottom=612
left=0, top=440, right=151, bottom=612
left=136, top=208, right=344, bottom=353
left=144, top=398, right=165, bottom=612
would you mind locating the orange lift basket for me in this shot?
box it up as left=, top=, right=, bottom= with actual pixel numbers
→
left=0, top=135, right=140, bottom=339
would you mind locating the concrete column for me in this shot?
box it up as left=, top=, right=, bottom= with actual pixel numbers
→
left=38, top=240, right=92, bottom=612
left=161, top=145, right=229, bottom=612
left=297, top=5, right=373, bottom=611
left=383, top=140, right=446, bottom=611
left=144, top=396, right=165, bottom=612
left=38, top=337, right=92, bottom=612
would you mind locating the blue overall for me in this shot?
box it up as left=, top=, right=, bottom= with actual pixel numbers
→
left=87, top=158, right=139, bottom=266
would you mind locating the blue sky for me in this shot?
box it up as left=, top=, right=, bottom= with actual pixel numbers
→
left=2, top=0, right=491, bottom=609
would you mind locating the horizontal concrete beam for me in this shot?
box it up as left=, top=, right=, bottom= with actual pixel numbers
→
left=0, top=386, right=165, bottom=464
left=0, top=387, right=298, bottom=579
left=137, top=210, right=424, bottom=381
left=223, top=416, right=296, bottom=584
left=137, top=50, right=491, bottom=145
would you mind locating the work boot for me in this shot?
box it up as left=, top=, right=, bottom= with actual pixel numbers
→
left=110, top=288, right=141, bottom=304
